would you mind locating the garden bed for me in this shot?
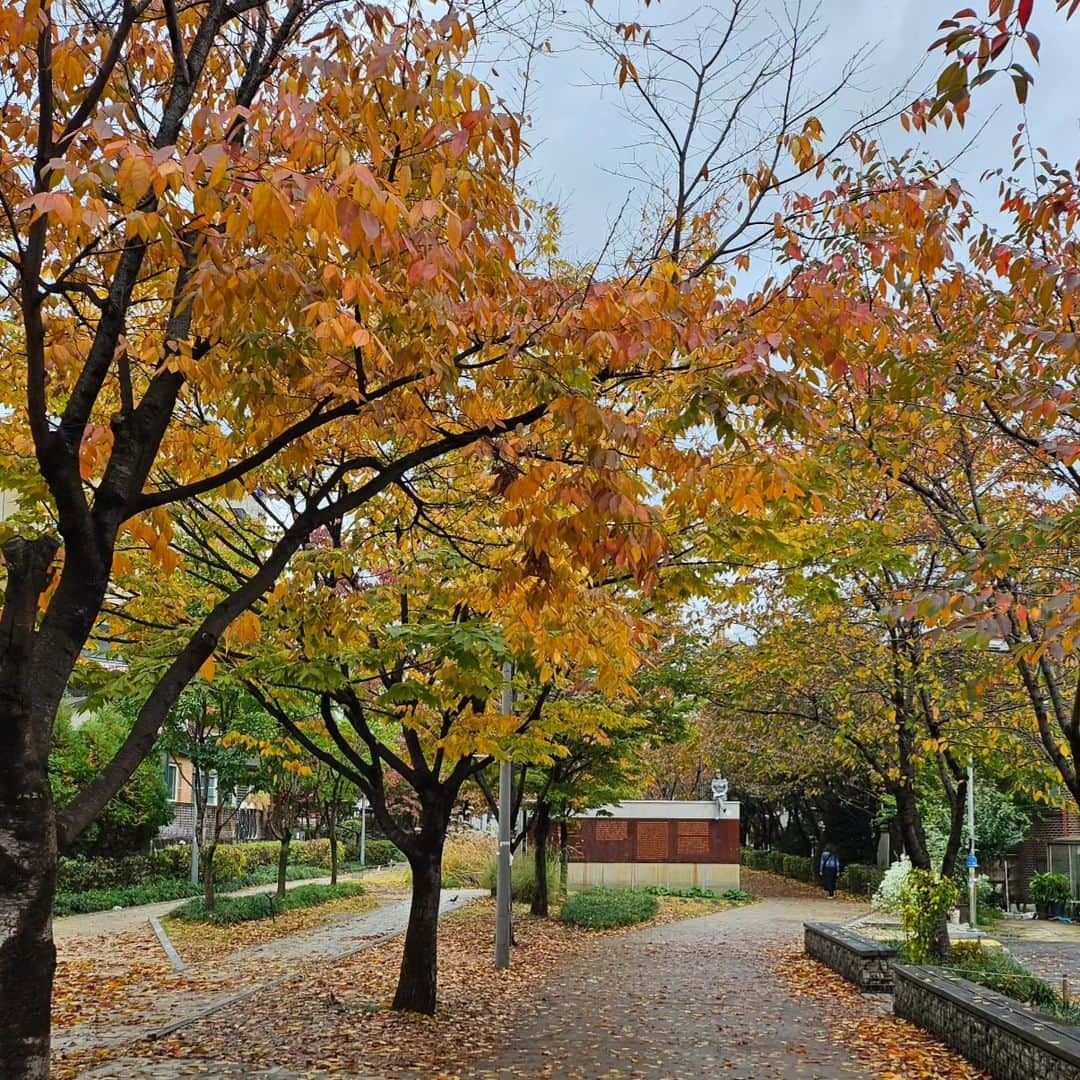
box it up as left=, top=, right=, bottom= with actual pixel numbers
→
left=893, top=962, right=1080, bottom=1080
left=804, top=922, right=897, bottom=992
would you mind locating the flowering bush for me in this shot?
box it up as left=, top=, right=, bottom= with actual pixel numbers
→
left=872, top=854, right=912, bottom=914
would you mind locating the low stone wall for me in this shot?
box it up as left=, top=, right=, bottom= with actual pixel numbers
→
left=893, top=963, right=1080, bottom=1080
left=803, top=923, right=896, bottom=992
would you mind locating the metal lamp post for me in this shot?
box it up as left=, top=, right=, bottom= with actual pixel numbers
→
left=357, top=795, right=369, bottom=867
left=967, top=758, right=978, bottom=931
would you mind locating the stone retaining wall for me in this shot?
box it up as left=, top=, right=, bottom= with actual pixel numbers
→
left=803, top=923, right=896, bottom=992
left=892, top=963, right=1080, bottom=1080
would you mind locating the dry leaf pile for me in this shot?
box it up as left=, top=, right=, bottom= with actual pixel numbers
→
left=163, top=891, right=379, bottom=964
left=776, top=948, right=988, bottom=1079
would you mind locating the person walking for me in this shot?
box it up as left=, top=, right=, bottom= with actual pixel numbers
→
left=819, top=843, right=841, bottom=900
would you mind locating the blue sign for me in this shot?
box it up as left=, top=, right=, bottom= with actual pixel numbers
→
left=966, top=854, right=978, bottom=869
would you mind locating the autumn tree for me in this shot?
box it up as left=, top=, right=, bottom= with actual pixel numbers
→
left=0, top=0, right=918, bottom=1068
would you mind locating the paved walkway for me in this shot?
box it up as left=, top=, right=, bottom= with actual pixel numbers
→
left=54, top=890, right=484, bottom=1065
left=53, top=868, right=380, bottom=943
left=470, top=891, right=876, bottom=1079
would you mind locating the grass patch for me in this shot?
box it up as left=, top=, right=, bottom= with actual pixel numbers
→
left=941, top=940, right=1080, bottom=1025
left=561, top=888, right=659, bottom=929
left=170, top=882, right=365, bottom=925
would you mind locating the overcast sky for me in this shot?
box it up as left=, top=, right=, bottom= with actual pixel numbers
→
left=481, top=0, right=1080, bottom=261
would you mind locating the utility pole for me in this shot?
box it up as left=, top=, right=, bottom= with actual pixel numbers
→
left=967, top=758, right=978, bottom=932
left=495, top=660, right=513, bottom=969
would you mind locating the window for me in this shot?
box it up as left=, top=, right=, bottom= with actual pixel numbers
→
left=206, top=770, right=218, bottom=806
left=165, top=763, right=179, bottom=802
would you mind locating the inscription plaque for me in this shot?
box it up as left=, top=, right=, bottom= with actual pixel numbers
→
left=677, top=825, right=710, bottom=857
left=636, top=821, right=669, bottom=860
left=595, top=819, right=628, bottom=842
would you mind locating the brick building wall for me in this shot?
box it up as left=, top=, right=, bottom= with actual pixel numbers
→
left=1016, top=800, right=1080, bottom=900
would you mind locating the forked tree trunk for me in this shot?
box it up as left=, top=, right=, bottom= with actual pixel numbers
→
left=277, top=834, right=291, bottom=899
left=391, top=841, right=444, bottom=1014
left=531, top=802, right=551, bottom=917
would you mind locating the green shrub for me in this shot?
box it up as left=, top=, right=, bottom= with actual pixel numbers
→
left=642, top=885, right=717, bottom=898
left=561, top=888, right=659, bottom=929
left=481, top=855, right=561, bottom=902
left=363, top=839, right=402, bottom=867
left=241, top=863, right=328, bottom=886
left=840, top=863, right=886, bottom=897
left=945, top=941, right=1080, bottom=1025
left=55, top=878, right=201, bottom=917
left=765, top=850, right=786, bottom=875
left=722, top=888, right=751, bottom=902
left=170, top=882, right=365, bottom=925
left=782, top=854, right=814, bottom=883
left=899, top=869, right=958, bottom=964
left=1030, top=871, right=1071, bottom=905
left=57, top=848, right=192, bottom=893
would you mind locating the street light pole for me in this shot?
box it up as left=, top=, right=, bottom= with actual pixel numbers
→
left=359, top=795, right=368, bottom=867
left=495, top=661, right=513, bottom=969
left=967, top=758, right=978, bottom=932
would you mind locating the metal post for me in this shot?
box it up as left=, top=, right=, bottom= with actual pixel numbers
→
left=967, top=758, right=977, bottom=931
left=495, top=661, right=513, bottom=969
left=360, top=798, right=367, bottom=867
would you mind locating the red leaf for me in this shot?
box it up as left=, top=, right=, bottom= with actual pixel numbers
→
left=1018, top=0, right=1034, bottom=28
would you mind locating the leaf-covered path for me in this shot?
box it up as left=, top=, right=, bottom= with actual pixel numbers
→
left=470, top=871, right=984, bottom=1079
left=471, top=880, right=875, bottom=1078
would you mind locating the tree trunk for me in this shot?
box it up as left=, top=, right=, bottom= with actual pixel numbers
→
left=0, top=753, right=57, bottom=1080
left=328, top=804, right=338, bottom=886
left=0, top=536, right=62, bottom=1079
left=202, top=841, right=218, bottom=911
left=277, top=833, right=291, bottom=899
left=531, top=802, right=551, bottom=917
left=391, top=841, right=444, bottom=1014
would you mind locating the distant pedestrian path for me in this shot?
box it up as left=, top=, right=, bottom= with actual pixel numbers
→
left=471, top=875, right=874, bottom=1079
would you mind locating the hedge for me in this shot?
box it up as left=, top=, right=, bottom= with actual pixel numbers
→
left=53, top=862, right=335, bottom=917
left=55, top=878, right=201, bottom=916
left=363, top=839, right=402, bottom=867
left=57, top=839, right=345, bottom=896
left=740, top=847, right=885, bottom=896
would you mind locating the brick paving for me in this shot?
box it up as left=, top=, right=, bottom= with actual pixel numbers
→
left=469, top=885, right=876, bottom=1079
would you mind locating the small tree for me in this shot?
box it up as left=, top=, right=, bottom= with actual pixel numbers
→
left=160, top=686, right=270, bottom=909
left=49, top=705, right=171, bottom=859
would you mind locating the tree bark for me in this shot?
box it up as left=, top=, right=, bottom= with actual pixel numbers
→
left=277, top=833, right=291, bottom=900
left=531, top=802, right=551, bottom=917
left=0, top=537, right=60, bottom=1079
left=328, top=807, right=338, bottom=887
left=202, top=841, right=218, bottom=911
left=391, top=840, right=444, bottom=1014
